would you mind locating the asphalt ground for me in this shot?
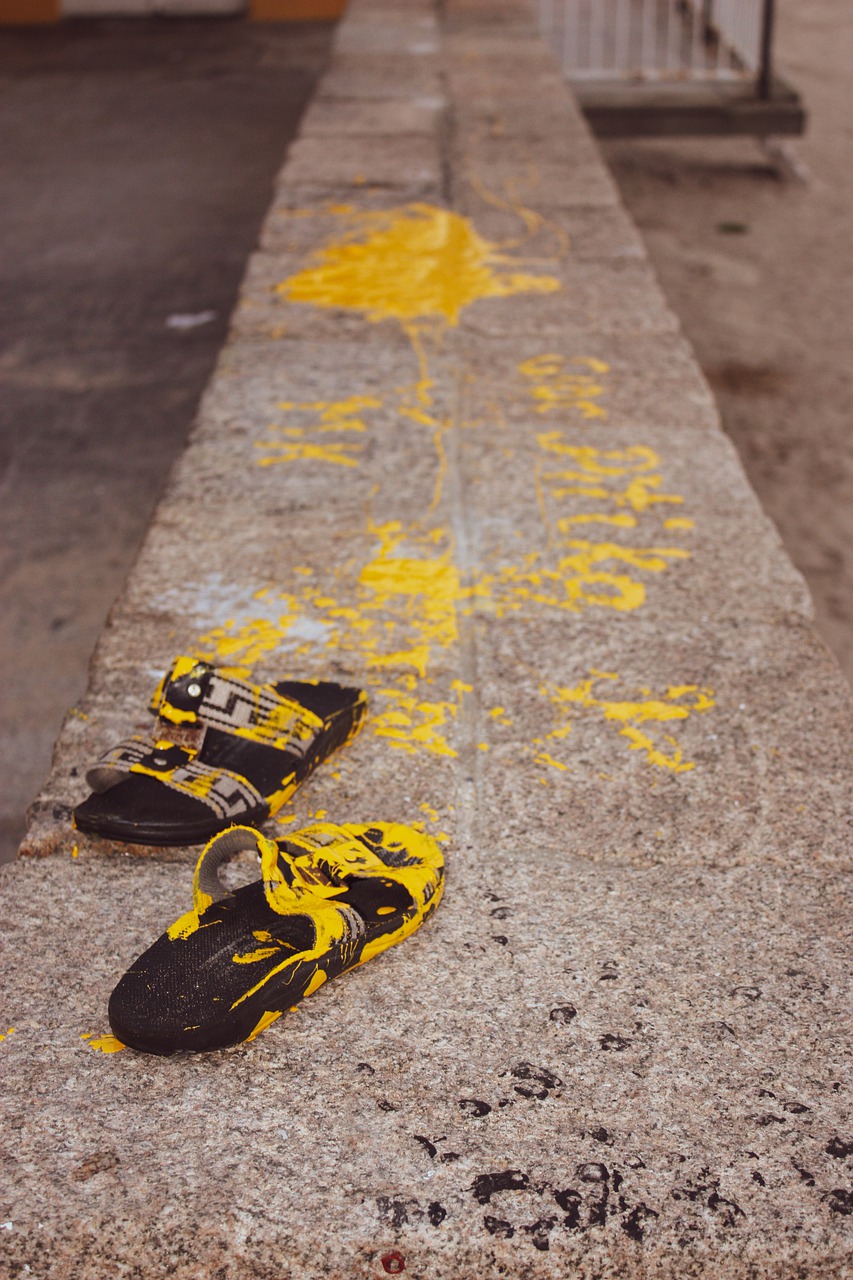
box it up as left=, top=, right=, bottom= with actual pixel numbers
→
left=0, top=17, right=334, bottom=861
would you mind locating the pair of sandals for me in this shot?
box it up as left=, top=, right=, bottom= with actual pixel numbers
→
left=75, top=657, right=445, bottom=1057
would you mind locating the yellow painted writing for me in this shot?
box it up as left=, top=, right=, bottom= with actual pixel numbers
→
left=519, top=354, right=609, bottom=419
left=543, top=674, right=715, bottom=772
left=256, top=394, right=381, bottom=469
left=493, top=540, right=689, bottom=614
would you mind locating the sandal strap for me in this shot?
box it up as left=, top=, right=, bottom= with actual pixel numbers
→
left=150, top=657, right=324, bottom=753
left=85, top=737, right=266, bottom=822
left=190, top=826, right=355, bottom=918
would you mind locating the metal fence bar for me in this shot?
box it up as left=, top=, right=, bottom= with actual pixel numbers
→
left=541, top=0, right=769, bottom=84
left=758, top=0, right=775, bottom=97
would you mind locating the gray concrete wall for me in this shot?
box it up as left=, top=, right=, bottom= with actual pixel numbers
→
left=2, top=0, right=851, bottom=1276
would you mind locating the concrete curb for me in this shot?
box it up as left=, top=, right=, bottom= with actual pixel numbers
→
left=2, top=0, right=851, bottom=1275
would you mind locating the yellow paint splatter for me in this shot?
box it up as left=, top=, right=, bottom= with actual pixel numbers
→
left=372, top=690, right=459, bottom=758
left=81, top=1032, right=125, bottom=1054
left=256, top=394, right=382, bottom=469
left=0, top=1027, right=15, bottom=1043
left=196, top=520, right=476, bottom=759
left=276, top=203, right=560, bottom=327
left=71, top=845, right=79, bottom=858
left=359, top=521, right=462, bottom=676
left=535, top=751, right=568, bottom=771
left=232, top=946, right=281, bottom=965
left=543, top=674, right=715, bottom=772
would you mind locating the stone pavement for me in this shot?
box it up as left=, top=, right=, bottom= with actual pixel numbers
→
left=2, top=0, right=852, bottom=1275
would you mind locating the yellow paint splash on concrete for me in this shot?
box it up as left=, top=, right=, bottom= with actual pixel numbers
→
left=276, top=203, right=560, bottom=326
left=535, top=750, right=568, bottom=771
left=0, top=1028, right=15, bottom=1043
left=372, top=689, right=459, bottom=758
left=81, top=1032, right=126, bottom=1054
left=197, top=521, right=476, bottom=758
left=543, top=674, right=715, bottom=772
left=358, top=520, right=461, bottom=676
left=197, top=597, right=300, bottom=672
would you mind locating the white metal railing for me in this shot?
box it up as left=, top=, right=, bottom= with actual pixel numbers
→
left=539, top=0, right=774, bottom=86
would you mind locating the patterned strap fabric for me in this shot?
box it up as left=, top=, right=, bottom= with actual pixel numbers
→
left=85, top=738, right=265, bottom=821
left=150, top=657, right=324, bottom=756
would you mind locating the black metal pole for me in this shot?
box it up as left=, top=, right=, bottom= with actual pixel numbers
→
left=758, top=0, right=775, bottom=100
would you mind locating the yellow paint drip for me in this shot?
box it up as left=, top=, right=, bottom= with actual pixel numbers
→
left=232, top=946, right=281, bottom=964
left=245, top=1010, right=283, bottom=1043
left=276, top=203, right=559, bottom=326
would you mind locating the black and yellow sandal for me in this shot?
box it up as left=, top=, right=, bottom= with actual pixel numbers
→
left=73, top=658, right=367, bottom=846
left=108, top=821, right=445, bottom=1054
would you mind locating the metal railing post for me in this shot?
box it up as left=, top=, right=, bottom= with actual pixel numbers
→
left=758, top=0, right=775, bottom=99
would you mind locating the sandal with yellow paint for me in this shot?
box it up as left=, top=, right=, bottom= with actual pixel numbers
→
left=108, top=822, right=445, bottom=1055
left=74, top=658, right=367, bottom=847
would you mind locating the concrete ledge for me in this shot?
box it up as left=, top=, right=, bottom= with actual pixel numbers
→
left=2, top=0, right=852, bottom=1276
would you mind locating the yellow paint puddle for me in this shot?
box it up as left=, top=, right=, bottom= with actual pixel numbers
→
left=276, top=203, right=559, bottom=326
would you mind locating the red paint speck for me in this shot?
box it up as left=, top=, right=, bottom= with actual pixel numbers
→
left=381, top=1251, right=406, bottom=1274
